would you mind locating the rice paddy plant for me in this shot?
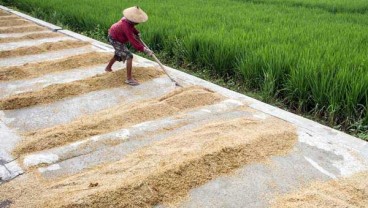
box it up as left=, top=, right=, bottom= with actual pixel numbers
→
left=236, top=0, right=368, bottom=14
left=3, top=0, right=368, bottom=137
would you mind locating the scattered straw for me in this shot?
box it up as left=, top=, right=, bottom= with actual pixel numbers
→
left=0, top=52, right=112, bottom=81
left=159, top=87, right=222, bottom=110
left=3, top=116, right=296, bottom=207
left=0, top=173, right=48, bottom=208
left=0, top=25, right=46, bottom=34
left=0, top=16, right=22, bottom=20
left=270, top=171, right=368, bottom=208
left=0, top=19, right=30, bottom=27
left=0, top=40, right=89, bottom=58
left=0, top=67, right=162, bottom=110
left=13, top=87, right=223, bottom=156
left=0, top=32, right=62, bottom=43
left=0, top=11, right=11, bottom=16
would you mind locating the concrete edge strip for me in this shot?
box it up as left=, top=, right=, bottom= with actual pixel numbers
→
left=0, top=5, right=11, bottom=12
left=0, top=5, right=366, bottom=155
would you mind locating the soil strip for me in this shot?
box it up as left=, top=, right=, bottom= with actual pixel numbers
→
left=0, top=52, right=111, bottom=81
left=0, top=32, right=62, bottom=43
left=271, top=171, right=368, bottom=208
left=0, top=66, right=163, bottom=110
left=13, top=87, right=223, bottom=155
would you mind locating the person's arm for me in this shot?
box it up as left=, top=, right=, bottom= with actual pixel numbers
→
left=123, top=25, right=145, bottom=52
left=135, top=35, right=153, bottom=56
left=132, top=27, right=140, bottom=36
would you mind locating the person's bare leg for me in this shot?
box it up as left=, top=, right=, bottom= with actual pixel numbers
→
left=126, top=57, right=139, bottom=85
left=126, top=57, right=133, bottom=79
left=105, top=56, right=116, bottom=72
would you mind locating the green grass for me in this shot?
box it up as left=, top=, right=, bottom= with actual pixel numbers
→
left=236, top=0, right=368, bottom=14
left=1, top=0, right=367, bottom=139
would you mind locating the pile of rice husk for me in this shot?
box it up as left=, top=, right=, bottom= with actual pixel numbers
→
left=271, top=171, right=368, bottom=208
left=0, top=40, right=89, bottom=58
left=0, top=19, right=30, bottom=27
left=2, top=116, right=296, bottom=207
left=0, top=52, right=112, bottom=81
left=0, top=25, right=46, bottom=34
left=0, top=32, right=62, bottom=43
left=0, top=172, right=46, bottom=208
left=0, top=66, right=162, bottom=110
left=13, top=87, right=223, bottom=156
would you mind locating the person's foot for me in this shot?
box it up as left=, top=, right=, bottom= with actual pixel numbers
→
left=125, top=78, right=140, bottom=86
left=105, top=68, right=113, bottom=72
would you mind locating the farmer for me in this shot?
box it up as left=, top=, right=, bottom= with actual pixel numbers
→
left=105, top=6, right=153, bottom=86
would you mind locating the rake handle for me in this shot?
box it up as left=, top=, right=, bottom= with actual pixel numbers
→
left=138, top=37, right=178, bottom=83
left=150, top=54, right=176, bottom=82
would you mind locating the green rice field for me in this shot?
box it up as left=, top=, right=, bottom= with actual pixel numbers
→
left=2, top=0, right=368, bottom=139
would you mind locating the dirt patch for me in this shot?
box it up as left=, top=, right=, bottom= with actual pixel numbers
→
left=0, top=66, right=162, bottom=110
left=0, top=40, right=89, bottom=58
left=3, top=116, right=296, bottom=207
left=0, top=25, right=46, bottom=34
left=271, top=171, right=368, bottom=208
left=0, top=19, right=30, bottom=27
left=0, top=52, right=112, bottom=81
left=13, top=87, right=223, bottom=156
left=0, top=32, right=62, bottom=43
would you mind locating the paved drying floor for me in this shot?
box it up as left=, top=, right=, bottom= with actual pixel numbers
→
left=0, top=6, right=367, bottom=208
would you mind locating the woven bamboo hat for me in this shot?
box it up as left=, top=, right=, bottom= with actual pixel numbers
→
left=123, top=6, right=148, bottom=23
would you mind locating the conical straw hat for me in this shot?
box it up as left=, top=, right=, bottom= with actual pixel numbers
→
left=123, top=6, right=148, bottom=23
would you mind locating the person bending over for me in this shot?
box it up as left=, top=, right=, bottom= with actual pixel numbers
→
left=106, top=6, right=153, bottom=86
